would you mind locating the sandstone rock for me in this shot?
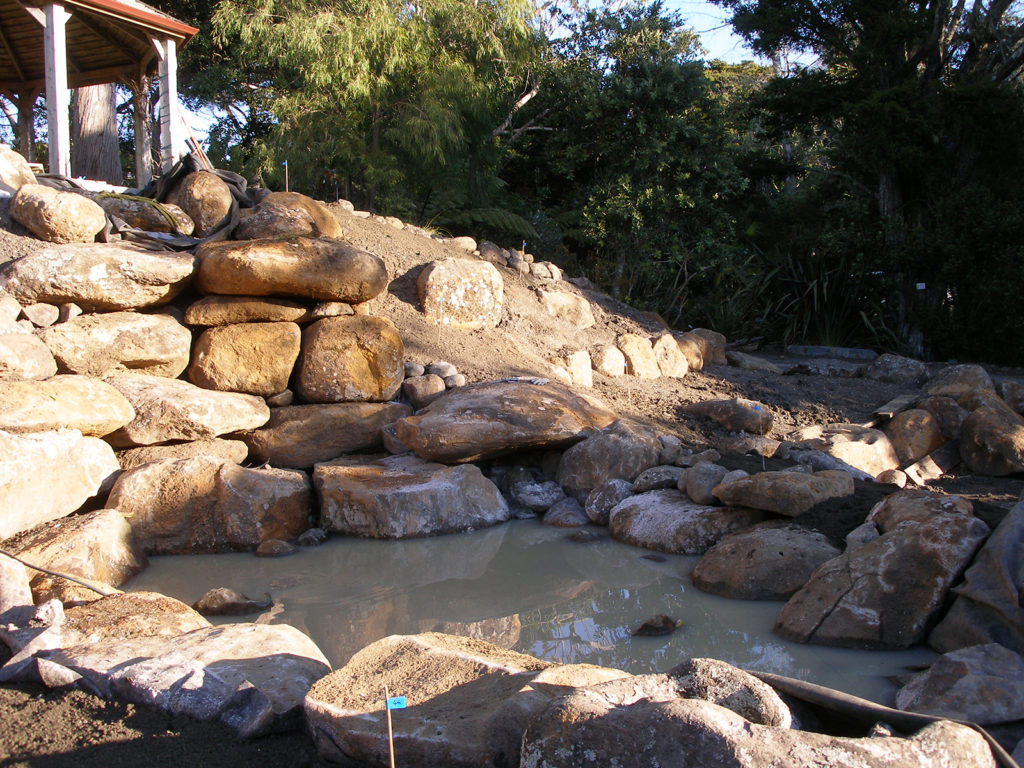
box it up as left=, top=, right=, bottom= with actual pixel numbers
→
left=171, top=171, right=233, bottom=236
left=0, top=243, right=196, bottom=310
left=416, top=258, right=504, bottom=330
left=788, top=423, right=900, bottom=477
left=188, top=322, right=301, bottom=396
left=0, top=331, right=58, bottom=381
left=776, top=513, right=990, bottom=648
left=446, top=374, right=467, bottom=390
left=0, top=550, right=32, bottom=617
left=591, top=344, right=625, bottom=377
left=105, top=374, right=269, bottom=447
left=916, top=395, right=968, bottom=441
left=998, top=380, right=1024, bottom=414
left=265, top=389, right=293, bottom=407
left=557, top=420, right=662, bottom=500
left=0, top=375, right=134, bottom=436
left=668, top=658, right=794, bottom=726
left=20, top=302, right=59, bottom=327
left=652, top=333, right=689, bottom=378
left=255, top=538, right=297, bottom=557
left=62, top=592, right=210, bottom=640
left=0, top=145, right=35, bottom=195
left=925, top=363, right=994, bottom=399
left=684, top=328, right=727, bottom=365
left=306, top=301, right=354, bottom=320
left=192, top=587, right=272, bottom=616
left=536, top=287, right=595, bottom=329
left=117, top=438, right=249, bottom=471
left=233, top=191, right=342, bottom=240
left=98, top=196, right=194, bottom=234
left=548, top=349, right=592, bottom=388
left=41, top=311, right=192, bottom=378
left=692, top=523, right=841, bottom=600
left=511, top=479, right=566, bottom=512
left=725, top=350, right=783, bottom=374
left=183, top=295, right=308, bottom=326
left=585, top=478, right=634, bottom=525
left=521, top=685, right=994, bottom=768
left=960, top=405, right=1024, bottom=475
left=712, top=469, right=854, bottom=516
left=678, top=448, right=722, bottom=468
left=477, top=241, right=508, bottom=265
left=685, top=398, right=773, bottom=435
left=530, top=261, right=561, bottom=281
left=632, top=465, right=684, bottom=492
left=444, top=235, right=477, bottom=252
left=7, top=508, right=144, bottom=605
left=542, top=497, right=589, bottom=527
left=425, top=361, right=458, bottom=378
left=10, top=184, right=105, bottom=243
left=928, top=501, right=1024, bottom=655
left=196, top=237, right=388, bottom=303
left=862, top=353, right=928, bottom=384
left=884, top=408, right=945, bottom=466
left=393, top=380, right=618, bottom=464
left=681, top=462, right=729, bottom=505
left=314, top=454, right=509, bottom=538
left=866, top=489, right=974, bottom=532
left=876, top=468, right=908, bottom=487
left=296, top=315, right=404, bottom=403
left=609, top=489, right=761, bottom=554
left=108, top=456, right=310, bottom=554
left=402, top=374, right=446, bottom=409
left=0, top=429, right=120, bottom=539
left=673, top=333, right=705, bottom=371
left=0, top=294, right=23, bottom=323
left=44, top=622, right=329, bottom=737
left=896, top=643, right=1024, bottom=724
left=239, top=402, right=411, bottom=469
left=304, top=632, right=628, bottom=768
left=617, top=333, right=660, bottom=378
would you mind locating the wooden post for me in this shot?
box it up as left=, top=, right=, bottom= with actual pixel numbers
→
left=43, top=2, right=71, bottom=176
left=154, top=37, right=184, bottom=173
left=131, top=69, right=154, bottom=188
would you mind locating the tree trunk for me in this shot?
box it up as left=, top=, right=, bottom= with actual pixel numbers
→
left=130, top=76, right=154, bottom=188
left=71, top=83, right=124, bottom=184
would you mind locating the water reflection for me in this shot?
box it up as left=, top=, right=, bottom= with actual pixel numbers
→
left=127, top=520, right=935, bottom=705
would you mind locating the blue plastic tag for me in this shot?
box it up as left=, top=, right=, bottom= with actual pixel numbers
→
left=386, top=696, right=406, bottom=710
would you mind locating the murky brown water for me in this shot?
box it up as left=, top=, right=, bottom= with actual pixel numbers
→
left=127, top=520, right=934, bottom=705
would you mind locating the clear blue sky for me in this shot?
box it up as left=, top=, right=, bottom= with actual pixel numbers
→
left=665, top=0, right=761, bottom=63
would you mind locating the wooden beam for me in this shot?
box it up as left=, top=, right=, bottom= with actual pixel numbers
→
left=904, top=443, right=961, bottom=486
left=0, top=19, right=27, bottom=84
left=44, top=2, right=71, bottom=176
left=153, top=36, right=182, bottom=173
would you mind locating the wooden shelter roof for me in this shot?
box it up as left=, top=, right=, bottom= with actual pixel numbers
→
left=0, top=0, right=197, bottom=93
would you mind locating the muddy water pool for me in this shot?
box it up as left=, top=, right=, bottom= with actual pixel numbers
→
left=128, top=520, right=934, bottom=705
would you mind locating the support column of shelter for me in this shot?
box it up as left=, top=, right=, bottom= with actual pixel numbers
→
left=43, top=2, right=71, bottom=176
left=154, top=37, right=184, bottom=174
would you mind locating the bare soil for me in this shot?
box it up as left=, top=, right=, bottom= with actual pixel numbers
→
left=2, top=197, right=1022, bottom=765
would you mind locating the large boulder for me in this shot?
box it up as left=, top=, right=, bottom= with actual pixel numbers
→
left=682, top=328, right=726, bottom=365
left=40, top=312, right=192, bottom=378
left=616, top=333, right=660, bottom=378
left=866, top=489, right=974, bottom=531
left=183, top=295, right=308, bottom=326
left=0, top=243, right=196, bottom=310
left=5, top=508, right=144, bottom=605
left=295, top=315, right=404, bottom=403
left=556, top=419, right=662, bottom=500
left=0, top=144, right=35, bottom=196
left=0, top=329, right=57, bottom=381
left=187, top=321, right=301, bottom=396
left=105, top=374, right=270, bottom=447
left=97, top=196, right=194, bottom=234
left=536, top=287, right=595, bottom=329
left=959, top=405, right=1024, bottom=475
left=691, top=523, right=841, bottom=600
left=684, top=398, right=773, bottom=435
left=416, top=258, right=504, bottom=330
left=107, top=456, right=310, bottom=554
left=239, top=402, right=412, bottom=468
left=314, top=454, right=510, bottom=538
left=169, top=171, right=233, bottom=237
left=884, top=408, right=945, bottom=466
left=195, top=237, right=387, bottom=303
left=652, top=333, right=689, bottom=378
left=0, top=429, right=120, bottom=539
left=788, top=423, right=900, bottom=477
left=711, top=469, right=854, bottom=516
left=609, top=489, right=761, bottom=554
left=0, top=375, right=133, bottom=437
left=304, top=632, right=629, bottom=768
left=924, top=363, right=994, bottom=399
left=896, top=643, right=1024, bottom=725
left=393, top=380, right=618, bottom=464
left=862, top=353, right=928, bottom=384
left=775, top=513, right=991, bottom=648
left=673, top=333, right=705, bottom=371
left=521, top=685, right=995, bottom=768
left=234, top=191, right=343, bottom=240
left=9, top=184, right=105, bottom=243
left=929, top=501, right=1024, bottom=655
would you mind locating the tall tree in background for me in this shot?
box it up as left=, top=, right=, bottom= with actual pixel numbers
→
left=71, top=83, right=124, bottom=184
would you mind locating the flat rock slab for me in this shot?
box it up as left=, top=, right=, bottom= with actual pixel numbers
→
left=712, top=469, right=854, bottom=516
left=41, top=312, right=193, bottom=378
left=184, top=295, right=309, bottom=326
left=0, top=374, right=134, bottom=436
left=41, top=623, right=330, bottom=737
left=240, top=402, right=412, bottom=468
left=0, top=429, right=120, bottom=540
left=0, top=243, right=196, bottom=310
left=393, top=380, right=618, bottom=463
left=776, top=513, right=991, bottom=649
left=105, top=374, right=269, bottom=447
left=196, top=236, right=387, bottom=303
left=304, top=632, right=629, bottom=768
left=609, top=489, right=762, bottom=555
left=116, top=438, right=250, bottom=471
left=315, top=454, right=510, bottom=538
